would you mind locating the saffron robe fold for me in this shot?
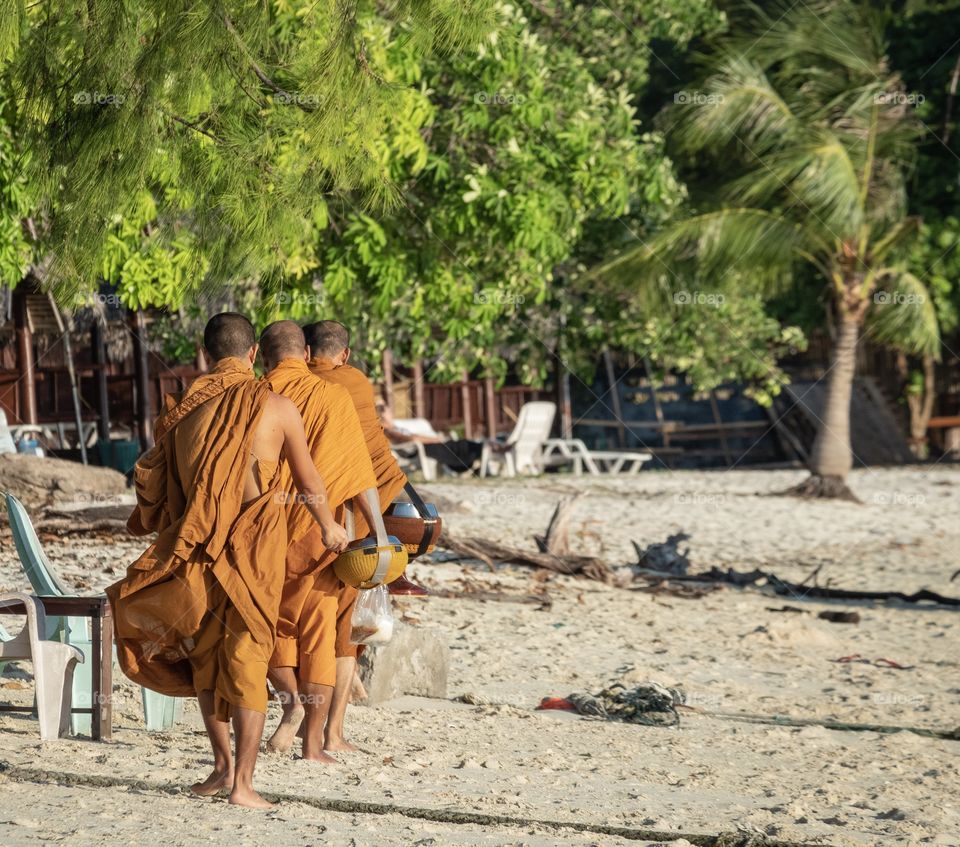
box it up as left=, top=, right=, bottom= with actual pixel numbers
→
left=308, top=356, right=408, bottom=526
left=309, top=356, right=410, bottom=660
left=265, top=357, right=376, bottom=684
left=106, top=358, right=286, bottom=720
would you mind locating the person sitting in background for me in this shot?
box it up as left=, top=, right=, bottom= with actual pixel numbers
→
left=377, top=400, right=487, bottom=474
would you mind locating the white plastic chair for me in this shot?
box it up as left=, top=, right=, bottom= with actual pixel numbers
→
left=0, top=410, right=16, bottom=454
left=480, top=401, right=557, bottom=477
left=4, top=493, right=183, bottom=732
left=0, top=592, right=84, bottom=741
left=390, top=417, right=443, bottom=481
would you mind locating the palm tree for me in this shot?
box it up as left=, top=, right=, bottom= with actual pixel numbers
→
left=593, top=0, right=939, bottom=498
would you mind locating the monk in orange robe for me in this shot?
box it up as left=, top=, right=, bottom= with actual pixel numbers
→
left=303, top=319, right=421, bottom=751
left=259, top=321, right=378, bottom=762
left=107, top=313, right=348, bottom=808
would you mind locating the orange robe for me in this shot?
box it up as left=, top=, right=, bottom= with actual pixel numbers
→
left=265, top=358, right=376, bottom=684
left=309, top=356, right=408, bottom=655
left=106, top=358, right=286, bottom=721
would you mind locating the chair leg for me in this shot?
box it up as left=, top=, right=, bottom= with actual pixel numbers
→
left=64, top=617, right=94, bottom=737
left=143, top=689, right=182, bottom=731
left=35, top=642, right=82, bottom=741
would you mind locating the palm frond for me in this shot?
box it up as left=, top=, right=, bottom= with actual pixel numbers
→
left=590, top=208, right=808, bottom=310
left=867, top=270, right=940, bottom=359
left=669, top=53, right=799, bottom=161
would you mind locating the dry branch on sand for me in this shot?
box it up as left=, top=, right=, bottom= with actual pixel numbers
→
left=439, top=496, right=960, bottom=607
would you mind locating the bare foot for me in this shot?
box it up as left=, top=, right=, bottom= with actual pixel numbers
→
left=299, top=748, right=338, bottom=764
left=190, top=768, right=233, bottom=797
left=324, top=735, right=358, bottom=752
left=228, top=786, right=275, bottom=810
left=266, top=704, right=304, bottom=754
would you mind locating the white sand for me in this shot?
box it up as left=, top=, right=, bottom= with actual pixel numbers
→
left=1, top=466, right=958, bottom=846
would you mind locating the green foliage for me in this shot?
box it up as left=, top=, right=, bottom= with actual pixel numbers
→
left=593, top=0, right=940, bottom=361
left=3, top=0, right=497, bottom=298
left=272, top=1, right=721, bottom=384
left=0, top=93, right=31, bottom=286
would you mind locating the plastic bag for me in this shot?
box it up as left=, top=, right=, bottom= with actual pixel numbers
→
left=350, top=585, right=395, bottom=645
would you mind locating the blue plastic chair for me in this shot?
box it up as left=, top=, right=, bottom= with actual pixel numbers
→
left=4, top=492, right=183, bottom=733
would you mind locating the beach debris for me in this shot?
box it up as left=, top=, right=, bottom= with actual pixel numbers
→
left=830, top=654, right=915, bottom=669
left=533, top=494, right=582, bottom=555
left=539, top=682, right=684, bottom=727
left=633, top=565, right=960, bottom=607
left=437, top=495, right=612, bottom=581
left=439, top=533, right=610, bottom=581
left=537, top=697, right=575, bottom=711
left=631, top=533, right=690, bottom=576
left=817, top=610, right=860, bottom=624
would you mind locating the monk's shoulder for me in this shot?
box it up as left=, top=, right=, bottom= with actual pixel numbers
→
left=340, top=364, right=373, bottom=387
left=262, top=389, right=300, bottom=425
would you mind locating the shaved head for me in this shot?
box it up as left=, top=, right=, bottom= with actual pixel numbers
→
left=304, top=320, right=350, bottom=358
left=260, top=320, right=307, bottom=370
left=203, top=312, right=256, bottom=361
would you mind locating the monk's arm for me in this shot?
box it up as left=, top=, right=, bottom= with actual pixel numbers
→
left=275, top=395, right=349, bottom=552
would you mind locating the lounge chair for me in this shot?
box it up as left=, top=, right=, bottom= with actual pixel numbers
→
left=0, top=592, right=83, bottom=741
left=479, top=401, right=557, bottom=477
left=3, top=492, right=183, bottom=733
left=540, top=438, right=652, bottom=475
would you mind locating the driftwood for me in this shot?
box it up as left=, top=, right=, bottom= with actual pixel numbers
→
left=439, top=532, right=611, bottom=582
left=635, top=565, right=960, bottom=607
left=438, top=494, right=611, bottom=582
left=533, top=494, right=582, bottom=555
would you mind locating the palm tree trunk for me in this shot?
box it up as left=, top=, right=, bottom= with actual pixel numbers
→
left=789, top=314, right=861, bottom=500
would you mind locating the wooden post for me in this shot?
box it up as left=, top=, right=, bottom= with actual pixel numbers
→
left=556, top=313, right=573, bottom=439
left=461, top=370, right=473, bottom=438
left=603, top=348, right=626, bottom=448
left=91, top=321, right=111, bottom=441
left=129, top=310, right=153, bottom=450
left=484, top=376, right=497, bottom=437
left=49, top=294, right=88, bottom=465
left=412, top=358, right=425, bottom=418
left=13, top=289, right=37, bottom=425
left=559, top=367, right=573, bottom=439
left=381, top=348, right=394, bottom=412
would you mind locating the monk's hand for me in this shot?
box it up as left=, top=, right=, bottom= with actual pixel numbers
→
left=322, top=522, right=350, bottom=553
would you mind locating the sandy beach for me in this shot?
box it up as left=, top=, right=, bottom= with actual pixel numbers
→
left=1, top=466, right=958, bottom=846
